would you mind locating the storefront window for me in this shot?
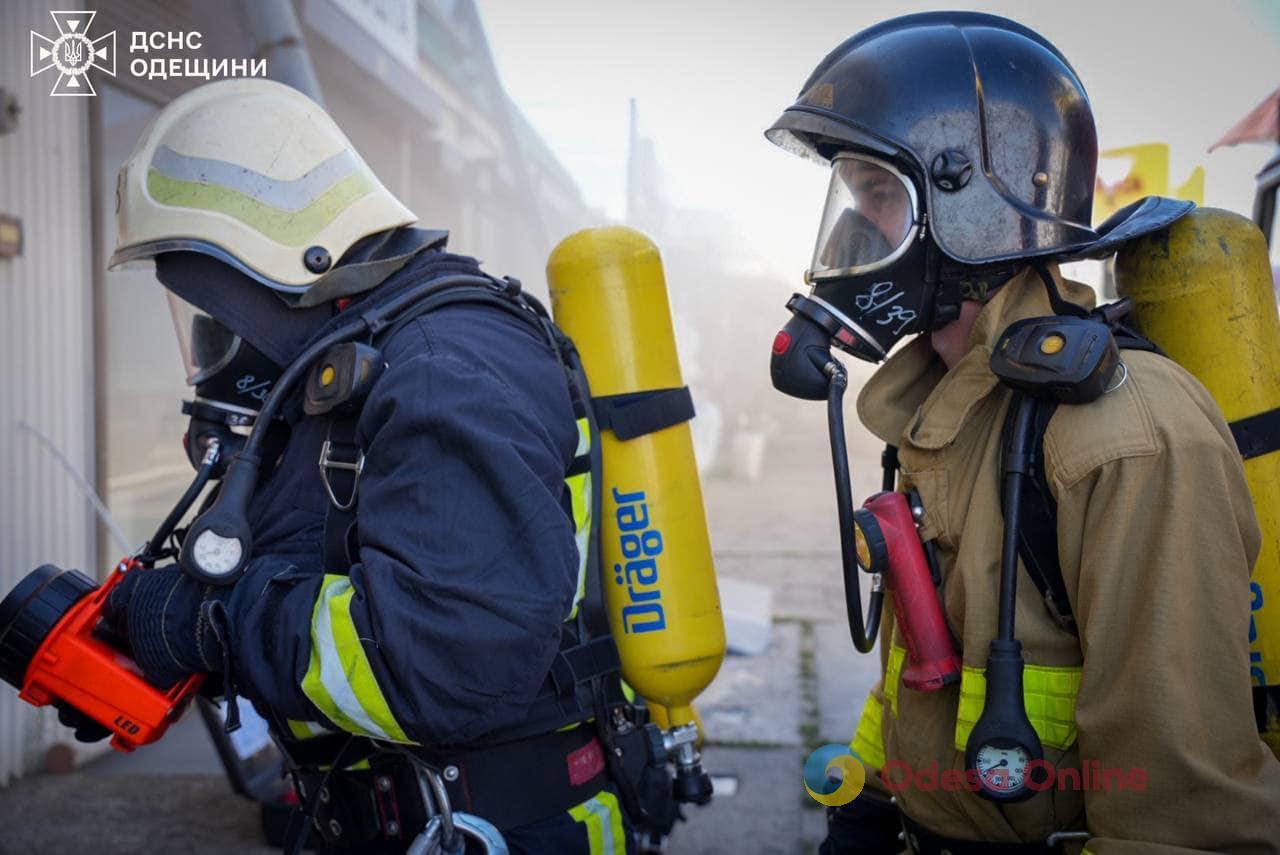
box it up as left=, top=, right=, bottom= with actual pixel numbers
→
left=95, top=85, right=194, bottom=548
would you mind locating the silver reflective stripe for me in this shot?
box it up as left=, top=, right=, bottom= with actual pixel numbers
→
left=582, top=795, right=622, bottom=854
left=151, top=144, right=364, bottom=212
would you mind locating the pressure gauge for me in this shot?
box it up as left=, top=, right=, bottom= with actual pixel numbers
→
left=189, top=530, right=243, bottom=578
left=972, top=739, right=1034, bottom=798
left=179, top=457, right=258, bottom=585
left=963, top=638, right=1045, bottom=804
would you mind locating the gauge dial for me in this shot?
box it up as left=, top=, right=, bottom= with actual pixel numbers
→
left=974, top=743, right=1031, bottom=794
left=191, top=530, right=243, bottom=577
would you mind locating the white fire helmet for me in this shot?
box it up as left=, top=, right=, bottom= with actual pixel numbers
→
left=110, top=78, right=415, bottom=300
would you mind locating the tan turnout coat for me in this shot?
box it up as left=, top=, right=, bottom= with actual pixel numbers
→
left=850, top=266, right=1280, bottom=853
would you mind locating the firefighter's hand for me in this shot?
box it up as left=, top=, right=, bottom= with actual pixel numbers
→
left=102, top=567, right=230, bottom=689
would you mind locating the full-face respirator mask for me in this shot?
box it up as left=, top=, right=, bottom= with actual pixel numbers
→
left=770, top=152, right=967, bottom=399
left=166, top=292, right=282, bottom=476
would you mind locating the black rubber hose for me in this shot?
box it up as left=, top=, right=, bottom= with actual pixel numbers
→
left=826, top=359, right=883, bottom=653
left=998, top=394, right=1037, bottom=643
left=144, top=441, right=220, bottom=560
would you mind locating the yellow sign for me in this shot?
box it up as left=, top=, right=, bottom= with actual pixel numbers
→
left=1094, top=143, right=1204, bottom=223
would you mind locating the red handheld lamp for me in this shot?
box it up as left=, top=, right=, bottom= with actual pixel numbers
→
left=854, top=492, right=962, bottom=691
left=0, top=561, right=203, bottom=752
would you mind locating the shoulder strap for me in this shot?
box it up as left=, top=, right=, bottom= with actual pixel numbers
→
left=318, top=280, right=555, bottom=571
left=999, top=320, right=1167, bottom=636
left=321, top=415, right=362, bottom=571
left=554, top=334, right=612, bottom=640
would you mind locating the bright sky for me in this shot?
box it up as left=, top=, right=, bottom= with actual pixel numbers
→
left=475, top=0, right=1280, bottom=281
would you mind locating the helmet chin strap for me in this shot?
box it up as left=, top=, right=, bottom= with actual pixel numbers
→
left=930, top=254, right=1031, bottom=330
left=1034, top=262, right=1089, bottom=319
left=924, top=238, right=963, bottom=332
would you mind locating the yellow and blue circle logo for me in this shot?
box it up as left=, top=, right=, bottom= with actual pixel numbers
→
left=803, top=743, right=866, bottom=806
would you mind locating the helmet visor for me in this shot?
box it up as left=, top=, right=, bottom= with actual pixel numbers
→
left=166, top=291, right=242, bottom=386
left=810, top=154, right=920, bottom=280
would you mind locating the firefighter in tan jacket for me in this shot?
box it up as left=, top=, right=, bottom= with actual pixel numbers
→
left=765, top=11, right=1280, bottom=854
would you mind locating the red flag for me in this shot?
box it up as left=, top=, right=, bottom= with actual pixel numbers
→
left=1210, top=87, right=1280, bottom=151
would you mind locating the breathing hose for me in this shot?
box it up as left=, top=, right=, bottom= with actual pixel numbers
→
left=824, top=359, right=884, bottom=653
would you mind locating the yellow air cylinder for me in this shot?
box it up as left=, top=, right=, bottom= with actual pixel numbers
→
left=1115, top=207, right=1280, bottom=752
left=547, top=226, right=725, bottom=732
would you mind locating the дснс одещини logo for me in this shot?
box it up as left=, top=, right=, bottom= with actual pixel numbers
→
left=30, top=10, right=116, bottom=97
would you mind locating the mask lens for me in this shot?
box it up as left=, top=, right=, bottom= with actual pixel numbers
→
left=811, top=156, right=918, bottom=279
left=166, top=291, right=241, bottom=386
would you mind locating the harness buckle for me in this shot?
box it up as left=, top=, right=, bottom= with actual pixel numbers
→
left=319, top=439, right=364, bottom=511
left=1041, top=589, right=1079, bottom=635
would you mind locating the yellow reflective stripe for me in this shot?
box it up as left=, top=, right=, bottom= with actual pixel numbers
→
left=884, top=644, right=906, bottom=717
left=1264, top=729, right=1280, bottom=760
left=565, top=471, right=592, bottom=620
left=566, top=416, right=592, bottom=621
left=301, top=575, right=413, bottom=744
left=850, top=693, right=886, bottom=770
left=953, top=663, right=1082, bottom=751
left=285, top=719, right=331, bottom=740
left=568, top=790, right=625, bottom=855
left=317, top=757, right=373, bottom=772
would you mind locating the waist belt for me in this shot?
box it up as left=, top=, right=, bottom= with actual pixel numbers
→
left=419, top=723, right=614, bottom=830
left=298, top=724, right=616, bottom=844
left=900, top=813, right=1067, bottom=855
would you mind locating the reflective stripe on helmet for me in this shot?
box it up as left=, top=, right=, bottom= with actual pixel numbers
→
left=146, top=167, right=377, bottom=247
left=112, top=79, right=416, bottom=289
left=565, top=416, right=593, bottom=620
left=301, top=574, right=413, bottom=743
left=567, top=790, right=626, bottom=855
left=151, top=145, right=366, bottom=211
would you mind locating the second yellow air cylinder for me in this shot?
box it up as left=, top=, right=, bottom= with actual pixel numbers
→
left=547, top=227, right=725, bottom=731
left=1116, top=208, right=1280, bottom=753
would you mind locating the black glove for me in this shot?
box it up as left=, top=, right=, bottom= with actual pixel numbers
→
left=55, top=702, right=112, bottom=743
left=103, top=566, right=232, bottom=689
